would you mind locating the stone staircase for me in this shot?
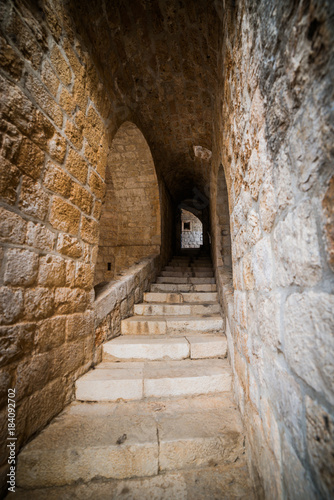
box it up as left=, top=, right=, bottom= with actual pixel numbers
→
left=15, top=254, right=254, bottom=499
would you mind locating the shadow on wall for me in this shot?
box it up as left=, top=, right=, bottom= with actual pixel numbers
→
left=94, top=121, right=161, bottom=286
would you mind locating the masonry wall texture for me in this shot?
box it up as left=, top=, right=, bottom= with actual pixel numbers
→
left=0, top=0, right=333, bottom=497
left=210, top=0, right=334, bottom=498
left=181, top=209, right=203, bottom=248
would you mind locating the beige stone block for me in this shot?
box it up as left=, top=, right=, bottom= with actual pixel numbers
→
left=25, top=73, right=63, bottom=128
left=80, top=216, right=99, bottom=244
left=166, top=315, right=223, bottom=334
left=41, top=60, right=59, bottom=98
left=50, top=196, right=81, bottom=235
left=56, top=233, right=83, bottom=258
left=15, top=136, right=44, bottom=180
left=26, top=222, right=56, bottom=252
left=64, top=120, right=83, bottom=149
left=0, top=156, right=20, bottom=204
left=54, top=287, right=88, bottom=314
left=187, top=335, right=227, bottom=359
left=0, top=323, right=35, bottom=365
left=66, top=148, right=88, bottom=184
left=44, top=161, right=72, bottom=197
left=38, top=255, right=66, bottom=287
left=121, top=317, right=167, bottom=336
left=158, top=410, right=243, bottom=472
left=144, top=358, right=231, bottom=398
left=89, top=170, right=105, bottom=200
left=70, top=182, right=93, bottom=214
left=285, top=291, right=334, bottom=405
left=252, top=236, right=274, bottom=291
left=4, top=248, right=39, bottom=286
left=24, top=288, right=54, bottom=320
left=104, top=336, right=190, bottom=361
left=0, top=286, right=24, bottom=324
left=74, top=262, right=94, bottom=289
left=50, top=45, right=72, bottom=86
left=274, top=201, right=321, bottom=287
left=35, top=316, right=66, bottom=352
left=76, top=363, right=144, bottom=401
left=282, top=433, right=316, bottom=500
left=19, top=177, right=49, bottom=220
left=66, top=311, right=94, bottom=341
left=48, top=133, right=67, bottom=164
left=17, top=409, right=158, bottom=487
left=0, top=207, right=27, bottom=244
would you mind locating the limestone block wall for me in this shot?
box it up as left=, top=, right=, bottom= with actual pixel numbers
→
left=181, top=209, right=203, bottom=249
left=94, top=122, right=161, bottom=285
left=0, top=1, right=172, bottom=494
left=211, top=0, right=334, bottom=498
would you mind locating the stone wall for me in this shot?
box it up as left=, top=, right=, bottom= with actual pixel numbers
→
left=94, top=122, right=161, bottom=285
left=211, top=0, right=334, bottom=498
left=0, top=1, right=172, bottom=494
left=181, top=209, right=203, bottom=249
left=94, top=254, right=161, bottom=364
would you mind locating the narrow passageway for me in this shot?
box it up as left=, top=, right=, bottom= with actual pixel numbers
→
left=15, top=250, right=254, bottom=498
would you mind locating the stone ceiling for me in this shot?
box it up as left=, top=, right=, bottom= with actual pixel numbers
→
left=66, top=0, right=221, bottom=204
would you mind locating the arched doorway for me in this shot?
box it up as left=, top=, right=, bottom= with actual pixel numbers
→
left=94, top=122, right=161, bottom=285
left=180, top=209, right=203, bottom=248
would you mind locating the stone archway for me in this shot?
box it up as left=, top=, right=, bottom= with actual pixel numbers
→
left=94, top=122, right=161, bottom=285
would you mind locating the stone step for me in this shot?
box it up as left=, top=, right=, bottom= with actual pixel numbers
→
left=144, top=291, right=218, bottom=303
left=150, top=283, right=217, bottom=292
left=169, top=261, right=212, bottom=267
left=156, top=276, right=216, bottom=284
left=164, top=266, right=213, bottom=272
left=16, top=394, right=245, bottom=490
left=160, top=271, right=214, bottom=278
left=76, top=358, right=231, bottom=401
left=15, top=462, right=255, bottom=499
left=103, top=334, right=227, bottom=361
left=121, top=315, right=224, bottom=335
left=133, top=302, right=220, bottom=316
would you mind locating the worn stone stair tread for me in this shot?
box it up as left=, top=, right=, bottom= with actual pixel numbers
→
left=16, top=393, right=246, bottom=490
left=133, top=302, right=220, bottom=316
left=121, top=314, right=224, bottom=335
left=157, top=276, right=216, bottom=284
left=75, top=358, right=231, bottom=401
left=144, top=291, right=218, bottom=303
left=103, top=334, right=227, bottom=361
left=150, top=283, right=217, bottom=292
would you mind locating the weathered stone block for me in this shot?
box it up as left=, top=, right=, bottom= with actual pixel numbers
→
left=65, top=120, right=83, bottom=149
left=274, top=201, right=321, bottom=287
left=35, top=316, right=66, bottom=352
left=306, top=396, right=334, bottom=499
left=322, top=175, right=334, bottom=272
left=282, top=433, right=316, bottom=500
left=0, top=35, right=24, bottom=80
left=285, top=291, right=334, bottom=405
left=19, top=177, right=49, bottom=220
left=258, top=292, right=281, bottom=351
left=70, top=182, right=93, bottom=214
left=26, top=222, right=56, bottom=252
left=66, top=148, right=88, bottom=184
left=0, top=323, right=35, bottom=365
left=74, top=262, right=94, bottom=289
left=252, top=236, right=273, bottom=291
left=24, top=287, right=54, bottom=320
left=14, top=136, right=44, bottom=180
left=44, top=161, right=72, bottom=197
left=89, top=170, right=105, bottom=200
left=4, top=248, right=39, bottom=286
left=66, top=311, right=94, bottom=341
left=54, top=287, right=88, bottom=314
left=38, top=255, right=66, bottom=287
left=48, top=133, right=67, bottom=163
left=56, top=233, right=83, bottom=258
left=0, top=156, right=20, bottom=204
left=81, top=216, right=99, bottom=244
left=50, top=196, right=81, bottom=235
left=0, top=287, right=24, bottom=325
left=0, top=207, right=26, bottom=244
left=50, top=45, right=72, bottom=86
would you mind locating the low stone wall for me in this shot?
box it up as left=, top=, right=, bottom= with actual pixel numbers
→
left=93, top=254, right=161, bottom=364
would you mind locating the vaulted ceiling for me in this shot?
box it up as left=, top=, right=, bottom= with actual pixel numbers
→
left=66, top=0, right=221, bottom=204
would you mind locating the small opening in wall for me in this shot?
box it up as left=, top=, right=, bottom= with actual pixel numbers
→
left=183, top=221, right=191, bottom=231
left=107, top=263, right=111, bottom=271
